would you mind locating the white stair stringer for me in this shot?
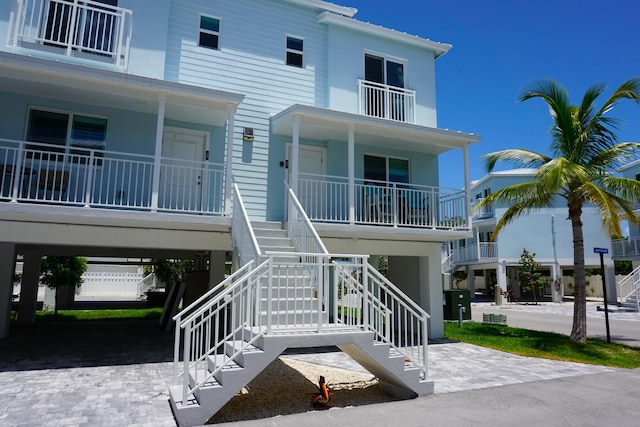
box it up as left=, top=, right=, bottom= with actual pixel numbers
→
left=169, top=336, right=287, bottom=427
left=338, top=341, right=434, bottom=399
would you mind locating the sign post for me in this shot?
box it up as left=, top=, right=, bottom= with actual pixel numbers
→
left=593, top=247, right=611, bottom=343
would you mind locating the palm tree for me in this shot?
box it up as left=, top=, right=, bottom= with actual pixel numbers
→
left=475, top=78, right=640, bottom=342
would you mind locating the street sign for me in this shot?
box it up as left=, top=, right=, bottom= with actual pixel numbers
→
left=594, top=247, right=609, bottom=254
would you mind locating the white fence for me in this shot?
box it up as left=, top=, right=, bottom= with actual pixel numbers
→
left=77, top=271, right=148, bottom=298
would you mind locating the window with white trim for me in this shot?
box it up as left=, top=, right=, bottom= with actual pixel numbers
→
left=286, top=36, right=303, bottom=67
left=26, top=109, right=108, bottom=159
left=199, top=15, right=220, bottom=50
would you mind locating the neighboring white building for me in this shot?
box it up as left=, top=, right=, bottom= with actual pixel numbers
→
left=444, top=169, right=616, bottom=300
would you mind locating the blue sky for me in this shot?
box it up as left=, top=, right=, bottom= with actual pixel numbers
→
left=345, top=0, right=640, bottom=188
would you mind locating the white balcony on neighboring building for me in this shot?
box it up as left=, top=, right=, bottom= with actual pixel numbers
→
left=8, top=0, right=133, bottom=68
left=452, top=242, right=498, bottom=264
left=358, top=80, right=416, bottom=124
left=612, top=236, right=640, bottom=259
left=471, top=198, right=494, bottom=219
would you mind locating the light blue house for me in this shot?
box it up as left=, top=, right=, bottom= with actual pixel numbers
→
left=444, top=169, right=616, bottom=301
left=0, top=1, right=479, bottom=424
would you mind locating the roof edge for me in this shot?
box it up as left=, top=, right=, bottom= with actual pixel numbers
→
left=317, top=11, right=452, bottom=58
left=281, top=0, right=357, bottom=17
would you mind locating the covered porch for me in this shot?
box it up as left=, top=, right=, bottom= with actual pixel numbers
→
left=271, top=104, right=480, bottom=232
left=0, top=52, right=244, bottom=216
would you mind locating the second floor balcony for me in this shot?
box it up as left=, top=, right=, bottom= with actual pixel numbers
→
left=297, top=173, right=469, bottom=231
left=452, top=242, right=498, bottom=264
left=471, top=198, right=494, bottom=219
left=358, top=80, right=416, bottom=124
left=1, top=139, right=227, bottom=216
left=8, top=0, right=133, bottom=68
left=612, top=236, right=640, bottom=259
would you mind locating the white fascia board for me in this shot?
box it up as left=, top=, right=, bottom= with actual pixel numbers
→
left=0, top=51, right=245, bottom=107
left=281, top=0, right=357, bottom=17
left=272, top=104, right=480, bottom=148
left=470, top=168, right=538, bottom=190
left=317, top=11, right=452, bottom=58
left=617, top=158, right=640, bottom=172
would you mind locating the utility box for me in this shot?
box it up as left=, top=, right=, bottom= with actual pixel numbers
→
left=443, top=290, right=471, bottom=321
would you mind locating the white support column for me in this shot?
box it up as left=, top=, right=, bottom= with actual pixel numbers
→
left=17, top=249, right=41, bottom=324
left=348, top=124, right=355, bottom=224
left=224, top=105, right=236, bottom=215
left=150, top=92, right=167, bottom=212
left=0, top=243, right=17, bottom=338
left=476, top=228, right=481, bottom=260
left=463, top=145, right=471, bottom=227
left=420, top=252, right=445, bottom=339
left=497, top=261, right=507, bottom=292
left=291, top=115, right=300, bottom=193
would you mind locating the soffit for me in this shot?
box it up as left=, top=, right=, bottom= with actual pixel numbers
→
left=271, top=104, right=480, bottom=155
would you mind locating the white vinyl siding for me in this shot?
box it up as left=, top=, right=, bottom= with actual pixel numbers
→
left=165, top=0, right=327, bottom=218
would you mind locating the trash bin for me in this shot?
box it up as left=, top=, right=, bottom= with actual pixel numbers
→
left=443, top=290, right=471, bottom=321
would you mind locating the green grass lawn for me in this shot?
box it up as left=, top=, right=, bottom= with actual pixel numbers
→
left=35, top=307, right=162, bottom=322
left=444, top=321, right=640, bottom=369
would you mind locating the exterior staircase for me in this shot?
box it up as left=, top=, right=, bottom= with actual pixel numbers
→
left=617, top=265, right=640, bottom=312
left=168, top=186, right=433, bottom=426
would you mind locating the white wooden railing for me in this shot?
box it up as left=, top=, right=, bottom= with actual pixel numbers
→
left=358, top=80, right=416, bottom=123
left=231, top=183, right=263, bottom=267
left=612, top=236, right=640, bottom=258
left=0, top=139, right=227, bottom=215
left=617, top=265, right=640, bottom=311
left=78, top=271, right=143, bottom=298
left=452, top=242, right=498, bottom=264
left=297, top=173, right=469, bottom=230
left=8, top=0, right=133, bottom=68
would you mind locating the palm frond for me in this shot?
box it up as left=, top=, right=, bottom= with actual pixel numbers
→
left=586, top=142, right=640, bottom=171
left=582, top=181, right=638, bottom=236
left=483, top=149, right=550, bottom=172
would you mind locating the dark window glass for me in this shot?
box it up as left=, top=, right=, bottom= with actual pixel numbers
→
left=27, top=110, right=68, bottom=146
left=364, top=54, right=384, bottom=84
left=388, top=158, right=409, bottom=183
left=386, top=60, right=404, bottom=88
left=286, top=37, right=303, bottom=67
left=199, top=16, right=220, bottom=50
left=364, top=155, right=387, bottom=183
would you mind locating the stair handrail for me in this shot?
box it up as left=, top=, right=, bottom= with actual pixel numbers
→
left=617, top=264, right=640, bottom=310
left=284, top=180, right=328, bottom=255
left=365, top=263, right=430, bottom=380
left=173, top=258, right=269, bottom=403
left=136, top=272, right=157, bottom=298
left=232, top=183, right=263, bottom=266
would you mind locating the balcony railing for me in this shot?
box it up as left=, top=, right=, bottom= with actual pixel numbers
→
left=471, top=198, right=494, bottom=219
left=358, top=80, right=416, bottom=124
left=452, top=242, right=498, bottom=264
left=612, top=237, right=640, bottom=259
left=0, top=139, right=227, bottom=215
left=297, top=173, right=469, bottom=230
left=8, top=0, right=133, bottom=68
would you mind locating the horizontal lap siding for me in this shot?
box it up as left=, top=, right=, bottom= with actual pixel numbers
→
left=166, top=0, right=328, bottom=219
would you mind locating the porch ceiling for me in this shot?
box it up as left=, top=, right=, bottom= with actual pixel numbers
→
left=271, top=104, right=480, bottom=155
left=0, top=51, right=244, bottom=126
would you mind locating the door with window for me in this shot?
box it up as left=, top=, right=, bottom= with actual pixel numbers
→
left=161, top=129, right=207, bottom=212
left=364, top=54, right=406, bottom=120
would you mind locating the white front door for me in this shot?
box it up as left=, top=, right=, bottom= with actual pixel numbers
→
left=161, top=128, right=207, bottom=211
left=288, top=145, right=326, bottom=218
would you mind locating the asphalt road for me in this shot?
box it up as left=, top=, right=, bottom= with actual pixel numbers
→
left=470, top=302, right=640, bottom=347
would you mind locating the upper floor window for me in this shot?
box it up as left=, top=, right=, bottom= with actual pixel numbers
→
left=27, top=109, right=108, bottom=158
left=199, top=15, right=220, bottom=50
left=286, top=36, right=304, bottom=67
left=364, top=54, right=404, bottom=89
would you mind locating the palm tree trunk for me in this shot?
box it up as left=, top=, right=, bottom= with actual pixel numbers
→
left=569, top=205, right=587, bottom=342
